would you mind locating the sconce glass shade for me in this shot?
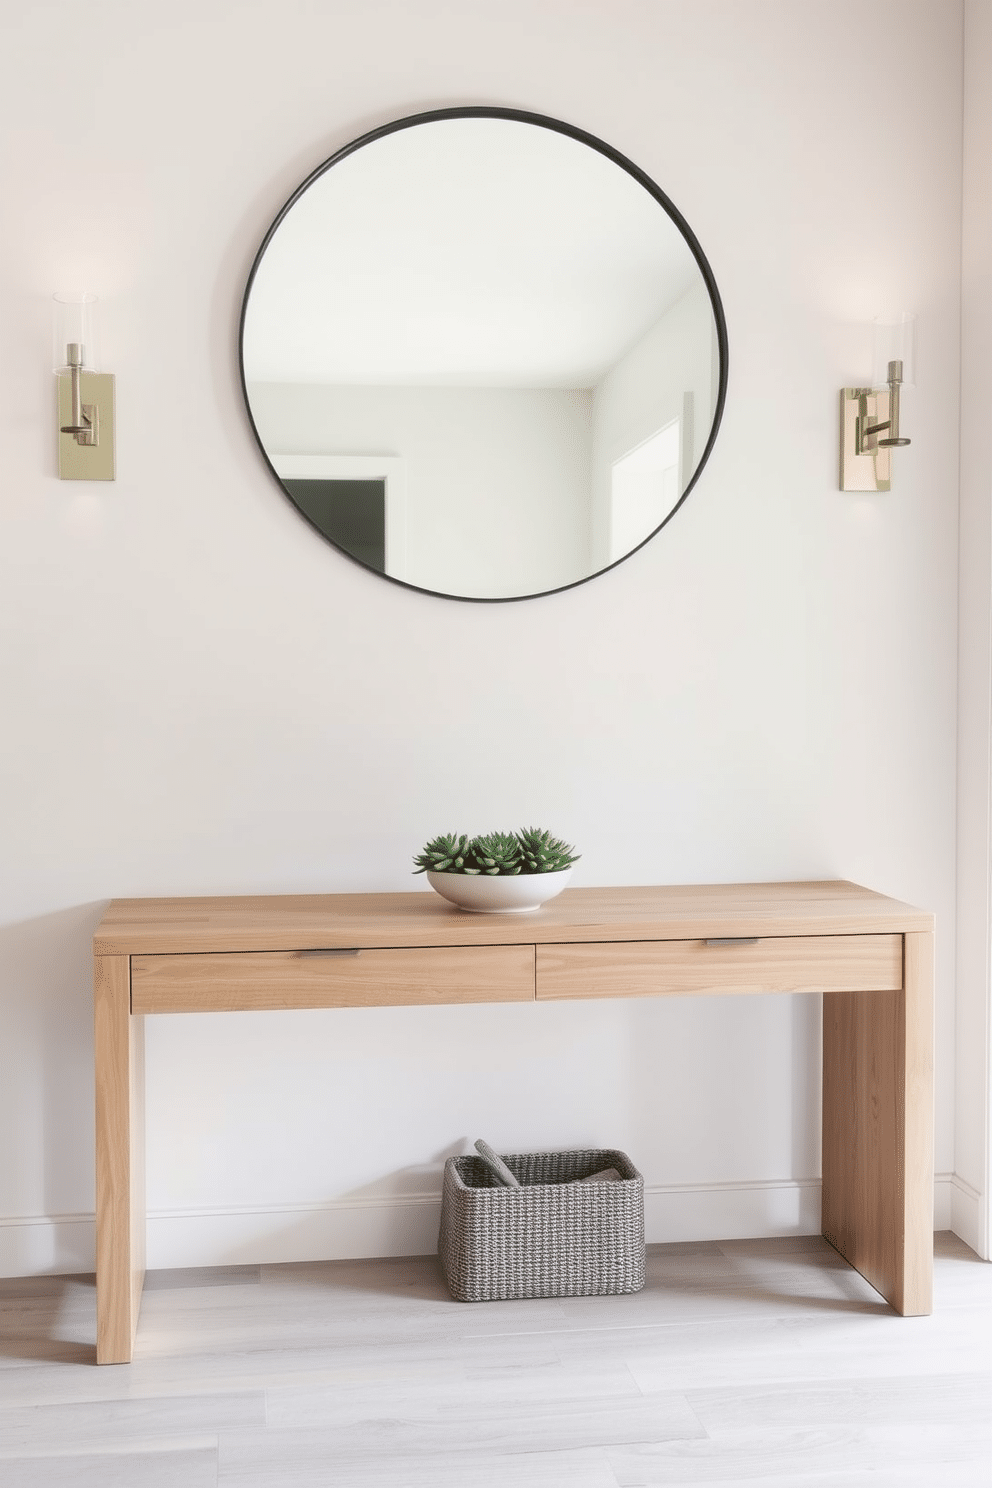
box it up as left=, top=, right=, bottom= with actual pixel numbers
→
left=53, top=291, right=100, bottom=372
left=872, top=313, right=915, bottom=389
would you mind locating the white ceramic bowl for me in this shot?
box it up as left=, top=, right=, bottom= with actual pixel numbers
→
left=426, top=868, right=572, bottom=913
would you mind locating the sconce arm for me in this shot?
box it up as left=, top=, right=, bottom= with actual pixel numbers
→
left=58, top=343, right=99, bottom=446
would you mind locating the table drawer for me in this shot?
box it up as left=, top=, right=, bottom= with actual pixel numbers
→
left=536, top=934, right=902, bottom=1000
left=131, top=944, right=535, bottom=1013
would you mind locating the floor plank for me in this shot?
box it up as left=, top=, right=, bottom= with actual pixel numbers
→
left=0, top=1445, right=218, bottom=1488
left=0, top=1390, right=264, bottom=1454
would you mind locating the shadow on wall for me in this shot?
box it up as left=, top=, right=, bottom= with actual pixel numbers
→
left=0, top=904, right=107, bottom=1273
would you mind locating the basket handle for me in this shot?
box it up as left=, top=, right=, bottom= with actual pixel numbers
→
left=473, top=1139, right=521, bottom=1188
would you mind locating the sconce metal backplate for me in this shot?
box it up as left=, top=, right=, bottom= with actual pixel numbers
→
left=840, top=387, right=891, bottom=492
left=56, top=370, right=116, bottom=480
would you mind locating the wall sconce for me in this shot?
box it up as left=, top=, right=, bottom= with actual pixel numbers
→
left=54, top=292, right=115, bottom=480
left=839, top=314, right=914, bottom=492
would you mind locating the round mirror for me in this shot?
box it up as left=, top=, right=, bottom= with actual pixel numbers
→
left=240, top=108, right=727, bottom=602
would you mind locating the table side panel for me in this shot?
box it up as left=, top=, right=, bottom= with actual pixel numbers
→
left=130, top=944, right=536, bottom=1013
left=823, top=985, right=902, bottom=1306
left=821, top=929, right=933, bottom=1316
left=903, top=929, right=935, bottom=1313
left=536, top=934, right=903, bottom=1000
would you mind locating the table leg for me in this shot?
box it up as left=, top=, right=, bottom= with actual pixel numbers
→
left=821, top=930, right=934, bottom=1314
left=94, top=954, right=145, bottom=1362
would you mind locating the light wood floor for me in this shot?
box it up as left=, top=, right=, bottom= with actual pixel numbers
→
left=0, top=1232, right=988, bottom=1486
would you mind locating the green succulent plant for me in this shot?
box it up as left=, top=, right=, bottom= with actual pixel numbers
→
left=516, top=826, right=581, bottom=874
left=470, top=830, right=523, bottom=876
left=413, top=827, right=579, bottom=876
left=412, top=833, right=479, bottom=874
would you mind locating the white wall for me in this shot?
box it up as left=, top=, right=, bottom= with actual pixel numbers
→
left=247, top=381, right=594, bottom=595
left=956, top=0, right=992, bottom=1259
left=590, top=279, right=716, bottom=567
left=0, top=0, right=970, bottom=1274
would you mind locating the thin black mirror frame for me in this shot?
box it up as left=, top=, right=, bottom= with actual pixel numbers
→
left=239, top=105, right=729, bottom=603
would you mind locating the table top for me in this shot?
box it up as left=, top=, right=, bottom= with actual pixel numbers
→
left=93, top=880, right=933, bottom=957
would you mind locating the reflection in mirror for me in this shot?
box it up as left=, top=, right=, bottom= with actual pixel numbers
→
left=241, top=110, right=726, bottom=601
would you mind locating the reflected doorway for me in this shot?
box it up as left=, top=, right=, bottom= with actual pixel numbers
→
left=609, top=419, right=681, bottom=564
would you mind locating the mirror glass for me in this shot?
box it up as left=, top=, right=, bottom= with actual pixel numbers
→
left=240, top=109, right=727, bottom=601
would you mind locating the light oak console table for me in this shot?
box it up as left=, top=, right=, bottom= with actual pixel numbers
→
left=92, top=880, right=934, bottom=1364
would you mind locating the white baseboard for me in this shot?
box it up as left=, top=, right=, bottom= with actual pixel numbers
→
left=145, top=1195, right=444, bottom=1270
left=948, top=1172, right=987, bottom=1257
left=644, top=1177, right=822, bottom=1243
left=0, top=1173, right=976, bottom=1277
left=0, top=1214, right=94, bottom=1278
left=143, top=1178, right=825, bottom=1269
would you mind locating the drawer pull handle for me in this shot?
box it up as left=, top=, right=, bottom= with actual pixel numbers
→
left=298, top=948, right=361, bottom=958
left=704, top=937, right=760, bottom=947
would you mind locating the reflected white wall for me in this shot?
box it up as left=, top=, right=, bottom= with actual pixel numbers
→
left=590, top=279, right=716, bottom=567
left=249, top=381, right=593, bottom=595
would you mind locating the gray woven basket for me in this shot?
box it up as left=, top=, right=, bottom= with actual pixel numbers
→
left=439, top=1148, right=645, bottom=1302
